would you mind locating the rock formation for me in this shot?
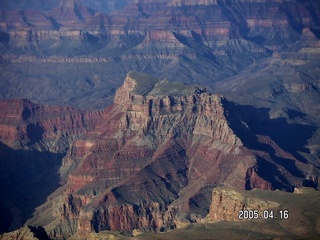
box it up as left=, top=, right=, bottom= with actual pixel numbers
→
left=204, top=187, right=279, bottom=222
left=20, top=72, right=320, bottom=239
left=0, top=99, right=102, bottom=148
left=0, top=99, right=103, bottom=234
left=0, top=226, right=50, bottom=240
left=1, top=0, right=319, bottom=108
left=0, top=0, right=320, bottom=237
left=24, top=72, right=248, bottom=238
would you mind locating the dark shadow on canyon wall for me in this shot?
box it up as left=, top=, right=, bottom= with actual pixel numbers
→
left=224, top=100, right=318, bottom=191
left=0, top=142, right=65, bottom=234
left=26, top=123, right=45, bottom=144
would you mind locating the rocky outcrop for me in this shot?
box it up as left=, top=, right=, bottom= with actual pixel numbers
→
left=1, top=71, right=319, bottom=238
left=23, top=71, right=318, bottom=239
left=0, top=226, right=50, bottom=240
left=205, top=187, right=279, bottom=222
left=24, top=72, right=255, bottom=238
left=1, top=0, right=320, bottom=237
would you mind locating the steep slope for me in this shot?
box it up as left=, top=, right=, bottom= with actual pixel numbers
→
left=215, top=27, right=320, bottom=166
left=0, top=226, right=50, bottom=240
left=1, top=0, right=320, bottom=237
left=25, top=72, right=320, bottom=239
left=0, top=99, right=103, bottom=234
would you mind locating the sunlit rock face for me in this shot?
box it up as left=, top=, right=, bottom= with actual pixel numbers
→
left=204, top=187, right=279, bottom=222
left=17, top=72, right=317, bottom=239
left=1, top=0, right=320, bottom=238
left=33, top=71, right=250, bottom=238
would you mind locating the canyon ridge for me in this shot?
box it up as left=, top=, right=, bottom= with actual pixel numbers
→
left=1, top=71, right=319, bottom=238
left=0, top=0, right=320, bottom=239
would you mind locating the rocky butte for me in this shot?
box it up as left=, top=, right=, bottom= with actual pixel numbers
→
left=5, top=72, right=313, bottom=239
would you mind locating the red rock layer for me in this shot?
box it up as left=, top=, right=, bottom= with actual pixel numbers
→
left=2, top=0, right=319, bottom=54
left=0, top=98, right=105, bottom=234
left=17, top=72, right=320, bottom=238
left=0, top=98, right=102, bottom=149
left=24, top=72, right=262, bottom=238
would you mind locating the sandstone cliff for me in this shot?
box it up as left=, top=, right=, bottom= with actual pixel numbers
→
left=22, top=72, right=319, bottom=239
left=23, top=72, right=249, bottom=238
left=204, top=187, right=279, bottom=222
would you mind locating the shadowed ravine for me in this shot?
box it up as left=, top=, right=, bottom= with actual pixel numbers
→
left=224, top=101, right=318, bottom=191
left=0, top=142, right=65, bottom=233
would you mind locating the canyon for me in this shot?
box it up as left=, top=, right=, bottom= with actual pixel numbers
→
left=0, top=99, right=103, bottom=235
left=1, top=71, right=318, bottom=238
left=1, top=0, right=319, bottom=108
left=0, top=0, right=320, bottom=239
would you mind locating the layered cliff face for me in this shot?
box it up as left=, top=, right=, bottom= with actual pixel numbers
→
left=1, top=0, right=320, bottom=237
left=0, top=99, right=102, bottom=234
left=26, top=72, right=250, bottom=238
left=1, top=0, right=319, bottom=108
left=204, top=187, right=279, bottom=222
left=0, top=99, right=102, bottom=149
left=22, top=72, right=320, bottom=239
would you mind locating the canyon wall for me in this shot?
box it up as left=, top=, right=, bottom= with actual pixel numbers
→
left=22, top=72, right=319, bottom=239
left=1, top=0, right=319, bottom=109
left=1, top=0, right=320, bottom=237
left=0, top=99, right=102, bottom=149
left=0, top=98, right=103, bottom=234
